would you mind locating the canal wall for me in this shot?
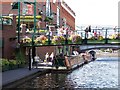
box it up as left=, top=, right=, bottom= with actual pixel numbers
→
left=96, top=52, right=119, bottom=58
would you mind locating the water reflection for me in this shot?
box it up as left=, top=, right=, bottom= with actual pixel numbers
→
left=16, top=57, right=118, bottom=89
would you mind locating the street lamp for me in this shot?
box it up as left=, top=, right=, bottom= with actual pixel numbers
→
left=21, top=1, right=36, bottom=69
left=105, top=29, right=108, bottom=44
left=31, top=0, right=36, bottom=65
left=17, top=2, right=20, bottom=44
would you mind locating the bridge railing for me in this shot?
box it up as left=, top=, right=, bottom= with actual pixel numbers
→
left=21, top=27, right=120, bottom=47
left=75, top=28, right=120, bottom=44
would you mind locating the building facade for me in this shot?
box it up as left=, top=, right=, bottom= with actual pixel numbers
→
left=1, top=0, right=76, bottom=60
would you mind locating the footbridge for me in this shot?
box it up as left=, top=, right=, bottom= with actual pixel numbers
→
left=79, top=44, right=120, bottom=51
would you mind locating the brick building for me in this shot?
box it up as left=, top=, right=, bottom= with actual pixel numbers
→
left=1, top=0, right=76, bottom=60
left=0, top=16, right=17, bottom=59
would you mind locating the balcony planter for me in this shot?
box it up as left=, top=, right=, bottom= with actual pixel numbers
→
left=87, top=36, right=105, bottom=43
left=108, top=39, right=120, bottom=43
left=87, top=39, right=105, bottom=43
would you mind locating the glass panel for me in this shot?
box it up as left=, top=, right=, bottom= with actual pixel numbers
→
left=57, top=7, right=60, bottom=26
left=46, top=0, right=51, bottom=16
left=0, top=17, right=2, bottom=24
left=0, top=38, right=3, bottom=47
left=2, top=18, right=12, bottom=25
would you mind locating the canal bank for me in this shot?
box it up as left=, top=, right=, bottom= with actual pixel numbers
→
left=2, top=54, right=92, bottom=89
left=10, top=57, right=118, bottom=89
left=19, top=57, right=119, bottom=89
left=96, top=51, right=119, bottom=58
left=2, top=56, right=119, bottom=89
left=3, top=51, right=118, bottom=89
left=2, top=68, right=50, bottom=88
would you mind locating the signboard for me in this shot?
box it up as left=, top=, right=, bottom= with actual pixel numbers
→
left=26, top=4, right=33, bottom=15
left=22, top=4, right=33, bottom=15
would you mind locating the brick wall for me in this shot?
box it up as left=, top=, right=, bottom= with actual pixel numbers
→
left=36, top=46, right=55, bottom=60
left=61, top=6, right=75, bottom=30
left=2, top=15, right=17, bottom=59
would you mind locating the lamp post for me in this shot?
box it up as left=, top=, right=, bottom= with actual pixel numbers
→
left=18, top=1, right=20, bottom=44
left=23, top=0, right=36, bottom=70
left=105, top=29, right=108, bottom=44
left=32, top=0, right=36, bottom=64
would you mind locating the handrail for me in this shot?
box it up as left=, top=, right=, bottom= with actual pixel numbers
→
left=20, top=27, right=120, bottom=47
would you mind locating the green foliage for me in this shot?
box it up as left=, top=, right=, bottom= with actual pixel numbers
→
left=1, top=58, right=9, bottom=72
left=89, top=36, right=104, bottom=41
left=15, top=50, right=25, bottom=65
left=52, top=36, right=65, bottom=44
left=44, top=16, right=53, bottom=22
left=9, top=60, right=17, bottom=66
left=69, top=35, right=82, bottom=44
left=1, top=53, right=26, bottom=71
left=2, top=59, right=9, bottom=66
left=8, top=60, right=17, bottom=70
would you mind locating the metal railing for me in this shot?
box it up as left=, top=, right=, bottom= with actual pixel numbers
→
left=21, top=27, right=120, bottom=46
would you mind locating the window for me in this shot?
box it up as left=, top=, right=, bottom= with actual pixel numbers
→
left=2, top=17, right=12, bottom=25
left=62, top=18, right=66, bottom=27
left=0, top=17, right=2, bottom=24
left=46, top=0, right=51, bottom=16
left=0, top=38, right=3, bottom=48
left=57, top=7, right=60, bottom=26
left=53, top=0, right=56, bottom=3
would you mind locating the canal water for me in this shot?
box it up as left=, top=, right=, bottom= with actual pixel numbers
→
left=16, top=57, right=119, bottom=89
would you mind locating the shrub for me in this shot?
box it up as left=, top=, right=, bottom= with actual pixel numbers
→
left=1, top=57, right=26, bottom=72
left=2, top=59, right=9, bottom=66
left=9, top=60, right=17, bottom=69
left=1, top=59, right=9, bottom=71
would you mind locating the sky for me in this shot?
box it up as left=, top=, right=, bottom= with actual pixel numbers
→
left=64, top=0, right=119, bottom=27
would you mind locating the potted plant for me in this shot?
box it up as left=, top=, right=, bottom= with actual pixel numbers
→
left=21, top=36, right=32, bottom=45
left=52, top=36, right=65, bottom=45
left=68, top=34, right=82, bottom=44
left=34, top=35, right=48, bottom=45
